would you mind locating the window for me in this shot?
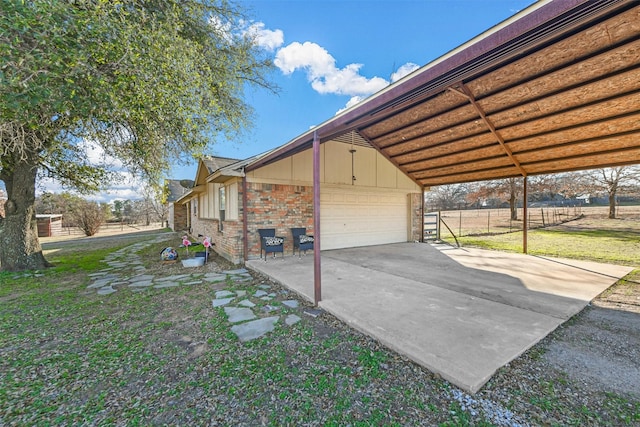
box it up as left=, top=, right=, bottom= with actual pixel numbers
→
left=219, top=186, right=226, bottom=230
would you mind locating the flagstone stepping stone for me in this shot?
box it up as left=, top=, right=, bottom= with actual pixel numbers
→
left=282, top=300, right=299, bottom=309
left=183, top=280, right=203, bottom=286
left=236, top=290, right=247, bottom=297
left=216, top=290, right=235, bottom=298
left=254, top=290, right=268, bottom=297
left=224, top=307, right=257, bottom=323
left=128, top=280, right=154, bottom=288
left=87, top=279, right=112, bottom=289
left=212, top=297, right=235, bottom=307
left=258, top=284, right=271, bottom=290
left=154, top=282, right=180, bottom=289
left=285, top=314, right=301, bottom=326
left=203, top=274, right=227, bottom=283
left=88, top=272, right=108, bottom=277
left=156, top=274, right=190, bottom=282
left=261, top=305, right=278, bottom=313
left=223, top=268, right=248, bottom=275
left=303, top=308, right=323, bottom=318
left=231, top=316, right=279, bottom=342
left=130, top=274, right=155, bottom=282
left=97, top=286, right=116, bottom=295
left=260, top=296, right=273, bottom=301
left=110, top=281, right=129, bottom=287
left=108, top=262, right=129, bottom=268
left=238, top=299, right=256, bottom=308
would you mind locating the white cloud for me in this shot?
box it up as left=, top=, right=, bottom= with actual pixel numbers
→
left=78, top=139, right=123, bottom=169
left=275, top=41, right=389, bottom=97
left=335, top=96, right=366, bottom=115
left=243, top=21, right=284, bottom=51
left=275, top=42, right=334, bottom=77
left=272, top=38, right=422, bottom=114
left=391, top=62, right=420, bottom=82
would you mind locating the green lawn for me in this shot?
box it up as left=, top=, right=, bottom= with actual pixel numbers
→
left=443, top=222, right=640, bottom=266
left=1, top=232, right=638, bottom=426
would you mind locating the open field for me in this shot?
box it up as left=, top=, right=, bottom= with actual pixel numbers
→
left=436, top=205, right=640, bottom=238
left=1, top=230, right=639, bottom=425
left=437, top=205, right=640, bottom=266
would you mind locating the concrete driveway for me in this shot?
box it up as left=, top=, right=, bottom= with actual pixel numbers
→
left=246, top=242, right=633, bottom=393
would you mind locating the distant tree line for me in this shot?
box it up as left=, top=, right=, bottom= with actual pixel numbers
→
left=34, top=187, right=168, bottom=236
left=425, top=166, right=640, bottom=220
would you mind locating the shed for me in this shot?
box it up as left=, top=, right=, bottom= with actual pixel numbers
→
left=36, top=214, right=63, bottom=237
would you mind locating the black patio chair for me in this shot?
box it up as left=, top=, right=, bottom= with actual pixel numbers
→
left=291, top=227, right=314, bottom=257
left=258, top=228, right=285, bottom=261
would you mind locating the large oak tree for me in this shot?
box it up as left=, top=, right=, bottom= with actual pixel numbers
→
left=0, top=0, right=274, bottom=271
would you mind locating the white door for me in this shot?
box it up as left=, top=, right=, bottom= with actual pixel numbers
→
left=320, top=187, right=409, bottom=250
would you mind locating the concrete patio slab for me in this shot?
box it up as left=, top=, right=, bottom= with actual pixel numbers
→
left=246, top=243, right=633, bottom=393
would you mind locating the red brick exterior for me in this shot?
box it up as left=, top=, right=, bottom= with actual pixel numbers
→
left=245, top=182, right=314, bottom=259
left=190, top=216, right=244, bottom=264
left=187, top=181, right=421, bottom=264
left=169, top=203, right=188, bottom=232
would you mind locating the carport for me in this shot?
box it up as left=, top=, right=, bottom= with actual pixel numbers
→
left=245, top=0, right=640, bottom=304
left=247, top=243, right=633, bottom=392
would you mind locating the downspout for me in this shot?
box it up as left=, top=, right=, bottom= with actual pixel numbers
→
left=242, top=170, right=249, bottom=262
left=313, top=131, right=322, bottom=305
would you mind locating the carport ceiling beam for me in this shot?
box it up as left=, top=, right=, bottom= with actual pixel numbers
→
left=448, top=83, right=527, bottom=178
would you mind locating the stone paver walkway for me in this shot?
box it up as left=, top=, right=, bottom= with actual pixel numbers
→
left=85, top=237, right=234, bottom=295
left=86, top=238, right=307, bottom=342
left=211, top=285, right=303, bottom=342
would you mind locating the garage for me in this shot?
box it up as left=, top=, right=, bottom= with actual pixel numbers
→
left=320, top=186, right=410, bottom=250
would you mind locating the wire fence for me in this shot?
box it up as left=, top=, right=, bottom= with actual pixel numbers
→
left=434, top=205, right=585, bottom=239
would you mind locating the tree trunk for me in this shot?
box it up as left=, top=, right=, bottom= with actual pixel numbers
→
left=608, top=191, right=616, bottom=219
left=510, top=195, right=518, bottom=220
left=0, top=153, right=51, bottom=271
left=509, top=183, right=518, bottom=221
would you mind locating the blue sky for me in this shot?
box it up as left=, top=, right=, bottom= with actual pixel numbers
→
left=34, top=0, right=534, bottom=202
left=169, top=0, right=534, bottom=181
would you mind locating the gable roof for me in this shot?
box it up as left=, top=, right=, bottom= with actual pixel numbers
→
left=165, top=179, right=192, bottom=202
left=174, top=156, right=242, bottom=204
left=201, top=156, right=240, bottom=174
left=245, top=0, right=640, bottom=187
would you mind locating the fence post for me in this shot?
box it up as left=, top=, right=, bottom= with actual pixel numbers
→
left=541, top=208, right=545, bottom=227
left=487, top=211, right=490, bottom=234
left=459, top=211, right=462, bottom=237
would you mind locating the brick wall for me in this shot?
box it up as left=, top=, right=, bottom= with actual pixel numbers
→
left=169, top=203, right=189, bottom=232
left=245, top=182, right=314, bottom=259
left=189, top=216, right=244, bottom=265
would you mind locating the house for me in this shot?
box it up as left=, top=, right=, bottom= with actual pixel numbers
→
left=165, top=179, right=193, bottom=231
left=175, top=0, right=640, bottom=271
left=176, top=132, right=423, bottom=264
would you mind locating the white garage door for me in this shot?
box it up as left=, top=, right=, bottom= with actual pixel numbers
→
left=320, top=187, right=409, bottom=250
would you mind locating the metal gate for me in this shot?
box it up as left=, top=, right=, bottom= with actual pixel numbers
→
left=423, top=212, right=439, bottom=241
